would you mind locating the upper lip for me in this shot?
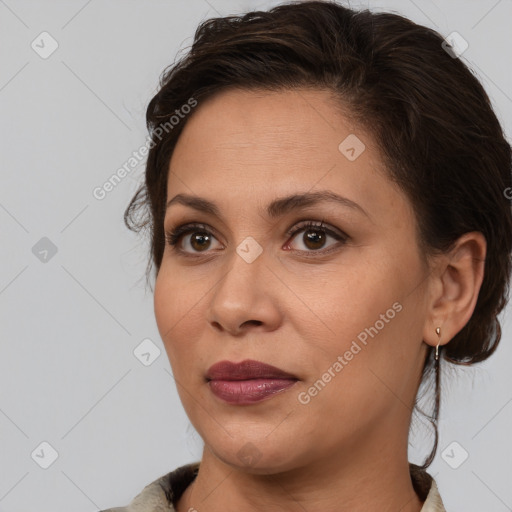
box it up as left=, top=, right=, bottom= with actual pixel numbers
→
left=206, top=359, right=298, bottom=381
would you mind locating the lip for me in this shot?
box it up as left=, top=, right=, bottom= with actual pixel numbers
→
left=206, top=359, right=299, bottom=405
left=206, top=359, right=298, bottom=380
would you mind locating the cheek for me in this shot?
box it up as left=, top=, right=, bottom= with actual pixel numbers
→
left=326, top=256, right=395, bottom=326
left=154, top=272, right=177, bottom=342
left=330, top=249, right=427, bottom=392
left=154, top=268, right=203, bottom=365
left=319, top=245, right=422, bottom=360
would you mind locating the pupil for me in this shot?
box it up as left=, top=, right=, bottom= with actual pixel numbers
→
left=191, top=232, right=210, bottom=251
left=305, top=229, right=325, bottom=249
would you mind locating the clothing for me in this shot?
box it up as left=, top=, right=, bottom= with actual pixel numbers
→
left=99, top=462, right=446, bottom=512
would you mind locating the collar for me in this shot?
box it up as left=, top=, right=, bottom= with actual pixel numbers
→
left=102, top=462, right=446, bottom=511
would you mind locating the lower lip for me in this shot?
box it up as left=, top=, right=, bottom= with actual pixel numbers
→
left=208, top=378, right=298, bottom=404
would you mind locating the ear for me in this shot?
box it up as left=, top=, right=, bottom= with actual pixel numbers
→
left=422, top=231, right=487, bottom=349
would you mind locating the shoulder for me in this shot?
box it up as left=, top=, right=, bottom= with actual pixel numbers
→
left=410, top=463, right=447, bottom=512
left=99, top=462, right=200, bottom=512
left=421, top=479, right=446, bottom=512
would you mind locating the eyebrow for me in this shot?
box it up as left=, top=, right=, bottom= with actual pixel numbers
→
left=166, top=191, right=370, bottom=220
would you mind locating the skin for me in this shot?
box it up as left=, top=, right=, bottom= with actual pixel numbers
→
left=153, top=87, right=486, bottom=512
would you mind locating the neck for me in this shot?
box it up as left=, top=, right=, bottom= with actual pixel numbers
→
left=176, top=436, right=424, bottom=512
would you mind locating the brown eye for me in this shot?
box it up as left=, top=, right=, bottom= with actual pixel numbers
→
left=165, top=223, right=222, bottom=255
left=302, top=228, right=327, bottom=250
left=189, top=231, right=212, bottom=251
left=286, top=221, right=347, bottom=253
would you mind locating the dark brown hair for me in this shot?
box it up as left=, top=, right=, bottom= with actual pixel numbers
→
left=125, top=0, right=512, bottom=469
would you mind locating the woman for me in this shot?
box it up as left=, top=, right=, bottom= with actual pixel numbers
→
left=101, top=1, right=512, bottom=510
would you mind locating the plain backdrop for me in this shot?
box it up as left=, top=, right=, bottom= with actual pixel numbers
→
left=0, top=1, right=511, bottom=511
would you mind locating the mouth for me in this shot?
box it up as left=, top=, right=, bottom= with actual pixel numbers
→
left=205, top=359, right=299, bottom=405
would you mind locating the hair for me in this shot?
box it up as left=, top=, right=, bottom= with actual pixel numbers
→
left=125, top=0, right=512, bottom=470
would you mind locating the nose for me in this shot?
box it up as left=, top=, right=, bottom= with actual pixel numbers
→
left=206, top=243, right=282, bottom=336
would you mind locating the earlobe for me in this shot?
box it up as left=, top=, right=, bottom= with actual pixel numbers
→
left=423, top=231, right=487, bottom=351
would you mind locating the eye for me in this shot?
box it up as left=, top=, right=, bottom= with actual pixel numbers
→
left=165, top=223, right=223, bottom=255
left=284, top=220, right=347, bottom=253
left=164, top=220, right=348, bottom=257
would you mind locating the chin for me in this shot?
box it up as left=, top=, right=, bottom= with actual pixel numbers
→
left=206, top=435, right=308, bottom=475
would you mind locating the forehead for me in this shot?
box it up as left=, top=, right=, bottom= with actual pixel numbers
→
left=172, top=87, right=351, bottom=155
left=165, top=87, right=409, bottom=229
left=170, top=88, right=376, bottom=180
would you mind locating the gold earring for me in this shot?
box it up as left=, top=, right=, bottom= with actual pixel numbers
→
left=435, top=327, right=441, bottom=361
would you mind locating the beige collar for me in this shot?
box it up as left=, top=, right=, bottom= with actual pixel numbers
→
left=100, top=462, right=446, bottom=512
left=420, top=478, right=446, bottom=511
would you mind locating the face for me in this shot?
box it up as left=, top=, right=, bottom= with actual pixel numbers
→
left=154, top=87, right=432, bottom=474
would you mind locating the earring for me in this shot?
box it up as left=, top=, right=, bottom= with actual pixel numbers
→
left=435, top=327, right=441, bottom=361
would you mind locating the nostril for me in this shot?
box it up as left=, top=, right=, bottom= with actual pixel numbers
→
left=242, top=320, right=263, bottom=327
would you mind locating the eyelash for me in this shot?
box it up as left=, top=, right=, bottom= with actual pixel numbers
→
left=164, top=220, right=348, bottom=258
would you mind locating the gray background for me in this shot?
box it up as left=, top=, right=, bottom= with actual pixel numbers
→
left=0, top=0, right=511, bottom=510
